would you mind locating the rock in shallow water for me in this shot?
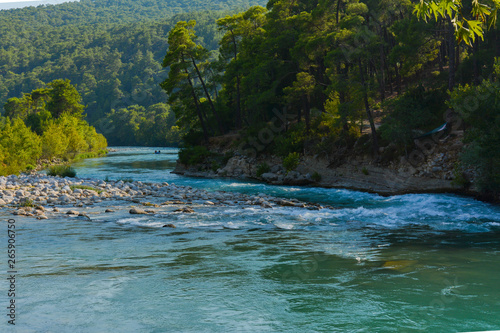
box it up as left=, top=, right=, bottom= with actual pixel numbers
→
left=129, top=208, right=147, bottom=214
left=174, top=207, right=194, bottom=213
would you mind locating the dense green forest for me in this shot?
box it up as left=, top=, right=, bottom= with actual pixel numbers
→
left=0, top=0, right=265, bottom=145
left=1, top=0, right=499, bottom=196
left=163, top=0, right=500, bottom=196
left=0, top=79, right=107, bottom=175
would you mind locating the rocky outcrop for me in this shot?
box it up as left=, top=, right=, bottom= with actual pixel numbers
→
left=173, top=144, right=463, bottom=195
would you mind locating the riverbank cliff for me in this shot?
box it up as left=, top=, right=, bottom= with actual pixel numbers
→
left=172, top=131, right=495, bottom=201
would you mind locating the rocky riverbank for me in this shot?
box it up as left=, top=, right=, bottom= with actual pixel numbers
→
left=173, top=133, right=469, bottom=196
left=0, top=174, right=329, bottom=221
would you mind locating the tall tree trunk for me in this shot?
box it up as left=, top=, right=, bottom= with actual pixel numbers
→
left=359, top=60, right=379, bottom=158
left=191, top=57, right=224, bottom=134
left=182, top=55, right=208, bottom=141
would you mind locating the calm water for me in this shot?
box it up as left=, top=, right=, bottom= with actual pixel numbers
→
left=2, top=147, right=500, bottom=332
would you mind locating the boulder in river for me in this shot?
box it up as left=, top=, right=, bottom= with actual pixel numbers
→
left=174, top=207, right=195, bottom=213
left=129, top=208, right=147, bottom=214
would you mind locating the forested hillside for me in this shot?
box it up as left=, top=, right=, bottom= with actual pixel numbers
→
left=0, top=0, right=265, bottom=145
left=163, top=0, right=500, bottom=197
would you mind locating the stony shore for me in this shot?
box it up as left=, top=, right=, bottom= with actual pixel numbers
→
left=174, top=154, right=462, bottom=196
left=0, top=174, right=328, bottom=222
left=172, top=132, right=474, bottom=197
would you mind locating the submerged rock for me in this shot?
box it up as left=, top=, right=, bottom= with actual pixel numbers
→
left=162, top=223, right=176, bottom=228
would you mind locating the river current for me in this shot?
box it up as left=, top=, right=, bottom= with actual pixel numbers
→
left=3, top=147, right=500, bottom=332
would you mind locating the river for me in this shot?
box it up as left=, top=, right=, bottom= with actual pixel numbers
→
left=3, top=146, right=500, bottom=332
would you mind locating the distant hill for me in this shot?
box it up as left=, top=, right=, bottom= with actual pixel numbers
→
left=0, top=0, right=265, bottom=143
left=0, top=0, right=78, bottom=11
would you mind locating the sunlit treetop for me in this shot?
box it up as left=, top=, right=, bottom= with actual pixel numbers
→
left=414, top=0, right=500, bottom=45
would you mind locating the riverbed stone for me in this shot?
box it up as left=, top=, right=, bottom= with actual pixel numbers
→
left=174, top=207, right=194, bottom=213
left=130, top=208, right=147, bottom=214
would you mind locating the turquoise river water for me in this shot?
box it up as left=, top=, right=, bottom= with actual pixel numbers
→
left=2, top=147, right=500, bottom=332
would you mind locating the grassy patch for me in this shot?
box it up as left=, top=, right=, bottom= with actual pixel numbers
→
left=19, top=199, right=35, bottom=207
left=70, top=185, right=102, bottom=194
left=47, top=164, right=76, bottom=177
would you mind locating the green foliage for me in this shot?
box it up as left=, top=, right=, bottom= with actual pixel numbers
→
left=256, top=162, right=270, bottom=177
left=0, top=117, right=41, bottom=175
left=47, top=164, right=77, bottom=178
left=0, top=81, right=106, bottom=176
left=70, top=184, right=103, bottom=193
left=0, top=0, right=266, bottom=144
left=273, top=123, right=306, bottom=158
left=178, top=145, right=212, bottom=165
left=211, top=161, right=221, bottom=172
left=19, top=199, right=35, bottom=208
left=451, top=163, right=471, bottom=189
left=379, top=87, right=447, bottom=151
left=413, top=0, right=498, bottom=46
left=449, top=62, right=500, bottom=193
left=311, top=171, right=322, bottom=182
left=98, top=103, right=181, bottom=146
left=283, top=152, right=300, bottom=173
